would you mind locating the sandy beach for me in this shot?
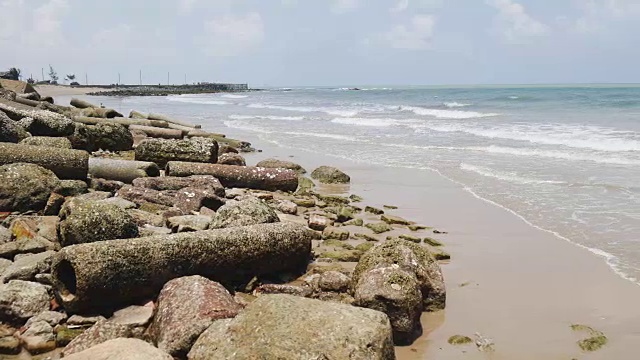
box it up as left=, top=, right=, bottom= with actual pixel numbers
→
left=34, top=85, right=105, bottom=97
left=232, top=132, right=640, bottom=360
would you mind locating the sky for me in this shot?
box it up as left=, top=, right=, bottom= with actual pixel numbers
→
left=1, top=0, right=639, bottom=87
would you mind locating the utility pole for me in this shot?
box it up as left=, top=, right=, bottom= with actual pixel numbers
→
left=139, top=70, right=142, bottom=85
left=167, top=72, right=170, bottom=86
left=41, top=68, right=44, bottom=82
left=85, top=73, right=88, bottom=85
left=184, top=74, right=186, bottom=85
left=118, top=73, right=121, bottom=85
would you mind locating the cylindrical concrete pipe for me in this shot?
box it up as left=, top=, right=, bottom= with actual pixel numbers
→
left=165, top=162, right=299, bottom=192
left=0, top=143, right=88, bottom=180
left=51, top=222, right=313, bottom=313
left=88, top=158, right=160, bottom=183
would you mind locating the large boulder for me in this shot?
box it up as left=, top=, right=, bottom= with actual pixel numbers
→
left=19, top=320, right=56, bottom=354
left=352, top=239, right=446, bottom=311
left=210, top=197, right=279, bottom=229
left=0, top=280, right=50, bottom=325
left=188, top=294, right=395, bottom=360
left=353, top=265, right=423, bottom=345
left=310, top=166, right=350, bottom=184
left=256, top=158, right=306, bottom=173
left=20, top=136, right=72, bottom=149
left=0, top=163, right=59, bottom=213
left=148, top=276, right=242, bottom=358
left=135, top=138, right=218, bottom=168
left=57, top=200, right=139, bottom=247
left=62, top=319, right=133, bottom=356
left=0, top=111, right=30, bottom=143
left=90, top=122, right=133, bottom=151
left=63, top=338, right=173, bottom=360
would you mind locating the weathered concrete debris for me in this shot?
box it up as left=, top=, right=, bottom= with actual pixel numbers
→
left=311, top=165, right=351, bottom=184
left=73, top=116, right=170, bottom=129
left=62, top=319, right=133, bottom=356
left=63, top=338, right=173, bottom=360
left=116, top=185, right=225, bottom=213
left=20, top=136, right=72, bottom=149
left=57, top=199, right=139, bottom=247
left=129, top=124, right=183, bottom=139
left=352, top=239, right=446, bottom=312
left=147, top=112, right=201, bottom=129
left=188, top=294, right=396, bottom=360
left=167, top=215, right=211, bottom=232
left=0, top=110, right=31, bottom=142
left=132, top=175, right=224, bottom=197
left=0, top=163, right=61, bottom=214
left=135, top=138, right=218, bottom=168
left=79, top=107, right=123, bottom=119
left=90, top=122, right=133, bottom=151
left=210, top=197, right=279, bottom=229
left=256, top=158, right=306, bottom=174
left=0, top=98, right=75, bottom=136
left=0, top=250, right=55, bottom=283
left=0, top=143, right=88, bottom=180
left=148, top=276, right=242, bottom=357
left=166, top=162, right=299, bottom=192
left=89, top=158, right=160, bottom=184
left=217, top=153, right=246, bottom=166
left=70, top=98, right=98, bottom=109
left=51, top=222, right=313, bottom=313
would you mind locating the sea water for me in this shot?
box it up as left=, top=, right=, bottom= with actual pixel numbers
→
left=94, top=85, right=640, bottom=283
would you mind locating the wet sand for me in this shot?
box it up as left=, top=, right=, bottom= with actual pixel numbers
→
left=239, top=136, right=640, bottom=360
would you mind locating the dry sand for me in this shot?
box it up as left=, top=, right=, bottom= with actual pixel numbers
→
left=241, top=139, right=640, bottom=360
left=34, top=85, right=105, bottom=97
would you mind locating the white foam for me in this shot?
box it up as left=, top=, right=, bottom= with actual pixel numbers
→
left=331, top=117, right=399, bottom=127
left=221, top=94, right=248, bottom=99
left=223, top=120, right=361, bottom=142
left=475, top=145, right=640, bottom=165
left=443, top=102, right=472, bottom=108
left=167, top=96, right=229, bottom=105
left=247, top=103, right=361, bottom=117
left=417, top=123, right=640, bottom=153
left=460, top=163, right=566, bottom=185
left=228, top=114, right=304, bottom=121
left=401, top=106, right=499, bottom=119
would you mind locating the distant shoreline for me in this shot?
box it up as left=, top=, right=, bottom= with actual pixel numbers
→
left=35, top=83, right=250, bottom=98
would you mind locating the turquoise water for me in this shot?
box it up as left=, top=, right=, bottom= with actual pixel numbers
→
left=93, top=85, right=640, bottom=283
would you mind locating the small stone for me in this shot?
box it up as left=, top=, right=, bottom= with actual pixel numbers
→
left=310, top=166, right=350, bottom=184
left=381, top=214, right=412, bottom=226
left=43, top=193, right=65, bottom=215
left=0, top=336, right=20, bottom=355
left=218, top=153, right=246, bottom=166
left=365, top=222, right=393, bottom=234
left=448, top=335, right=473, bottom=345
left=383, top=205, right=398, bottom=210
left=62, top=319, right=132, bottom=356
left=274, top=200, right=298, bottom=215
left=349, top=194, right=363, bottom=202
left=344, top=218, right=364, bottom=226
left=0, top=250, right=55, bottom=283
left=308, top=214, right=332, bottom=231
left=167, top=215, right=211, bottom=233
left=365, top=206, right=384, bottom=215
left=67, top=315, right=106, bottom=326
left=423, top=237, right=443, bottom=247
left=209, top=197, right=279, bottom=229
left=0, top=280, right=50, bottom=324
left=336, top=207, right=354, bottom=223
left=399, top=234, right=422, bottom=243
left=98, top=197, right=137, bottom=210
left=318, top=271, right=350, bottom=292
left=355, top=242, right=375, bottom=252
left=109, top=305, right=154, bottom=327
left=253, top=284, right=312, bottom=297
left=54, top=325, right=84, bottom=347
left=20, top=320, right=56, bottom=354
left=408, top=224, right=429, bottom=231
left=292, top=197, right=315, bottom=208
left=26, top=311, right=67, bottom=327
left=256, top=158, right=306, bottom=174
left=322, top=226, right=350, bottom=241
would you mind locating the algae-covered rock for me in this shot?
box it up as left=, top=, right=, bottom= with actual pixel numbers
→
left=354, top=265, right=423, bottom=345
left=210, top=197, right=279, bottom=229
left=366, top=222, right=393, bottom=234
left=322, top=226, right=350, bottom=240
left=20, top=136, right=72, bottom=149
left=296, top=176, right=315, bottom=193
left=318, top=249, right=362, bottom=262
left=0, top=163, right=59, bottom=213
left=55, top=325, right=85, bottom=347
left=135, top=137, right=218, bottom=168
left=353, top=239, right=446, bottom=311
left=57, top=200, right=139, bottom=246
left=399, top=234, right=421, bottom=243
left=365, top=206, right=384, bottom=215
left=217, top=153, right=246, bottom=166
left=336, top=207, right=354, bottom=223
left=90, top=122, right=133, bottom=151
left=448, top=335, right=473, bottom=345
left=132, top=175, right=224, bottom=197
left=0, top=112, right=30, bottom=143
left=16, top=113, right=74, bottom=137
left=423, top=237, right=443, bottom=247
left=381, top=214, right=412, bottom=225
left=310, top=165, right=350, bottom=184
left=257, top=158, right=306, bottom=174
left=188, top=294, right=395, bottom=360
left=345, top=218, right=364, bottom=226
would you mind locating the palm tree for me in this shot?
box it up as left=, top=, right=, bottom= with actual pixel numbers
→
left=7, top=68, right=20, bottom=80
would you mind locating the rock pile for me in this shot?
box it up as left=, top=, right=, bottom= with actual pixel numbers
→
left=0, top=82, right=448, bottom=359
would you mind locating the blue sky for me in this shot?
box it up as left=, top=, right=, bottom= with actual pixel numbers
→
left=1, top=0, right=639, bottom=86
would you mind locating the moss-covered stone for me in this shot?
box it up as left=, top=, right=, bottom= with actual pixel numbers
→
left=318, top=250, right=363, bottom=262
left=423, top=237, right=443, bottom=247
left=257, top=158, right=306, bottom=174
left=292, top=197, right=315, bottom=208
left=0, top=111, right=31, bottom=143
left=210, top=197, right=279, bottom=229
left=365, top=206, right=384, bottom=215
left=432, top=249, right=451, bottom=260
left=408, top=224, right=430, bottom=231
left=366, top=222, right=393, bottom=234
left=448, top=335, right=473, bottom=345
left=355, top=242, right=374, bottom=252
left=399, top=234, right=421, bottom=243
left=344, top=218, right=364, bottom=226
left=354, top=233, right=380, bottom=242
left=20, top=136, right=72, bottom=149
left=310, top=166, right=350, bottom=184
left=349, top=194, right=363, bottom=202
left=0, top=163, right=60, bottom=213
left=58, top=200, right=139, bottom=246
left=323, top=239, right=354, bottom=250
left=336, top=207, right=354, bottom=223
left=314, top=193, right=350, bottom=206
left=383, top=205, right=398, bottom=210
left=55, top=325, right=85, bottom=347
left=381, top=214, right=412, bottom=226
left=322, top=226, right=350, bottom=241
left=135, top=137, right=218, bottom=168
left=296, top=176, right=315, bottom=194
left=352, top=239, right=446, bottom=312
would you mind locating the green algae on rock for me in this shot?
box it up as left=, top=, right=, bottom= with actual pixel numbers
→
left=448, top=335, right=473, bottom=345
left=571, top=324, right=608, bottom=352
left=366, top=222, right=393, bottom=234
left=310, top=165, right=351, bottom=184
left=424, top=237, right=443, bottom=247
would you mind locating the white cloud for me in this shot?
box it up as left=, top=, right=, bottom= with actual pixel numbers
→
left=380, top=14, right=436, bottom=50
left=390, top=0, right=409, bottom=13
left=486, top=0, right=549, bottom=43
left=571, top=0, right=640, bottom=33
left=198, top=13, right=265, bottom=57
left=331, top=0, right=359, bottom=14
left=178, top=0, right=198, bottom=14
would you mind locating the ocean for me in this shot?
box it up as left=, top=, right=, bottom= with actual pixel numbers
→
left=92, top=85, right=640, bottom=284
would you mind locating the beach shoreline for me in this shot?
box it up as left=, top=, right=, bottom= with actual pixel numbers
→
left=51, top=93, right=640, bottom=359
